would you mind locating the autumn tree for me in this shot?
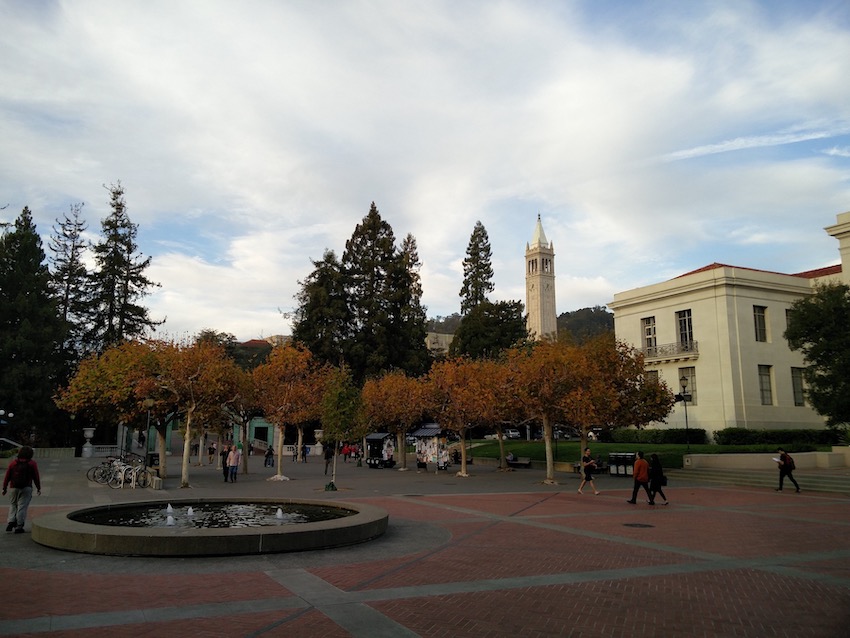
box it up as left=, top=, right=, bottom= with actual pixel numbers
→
left=425, top=358, right=501, bottom=477
left=361, top=370, right=427, bottom=470
left=146, top=340, right=243, bottom=488
left=508, top=341, right=604, bottom=483
left=253, top=343, right=328, bottom=478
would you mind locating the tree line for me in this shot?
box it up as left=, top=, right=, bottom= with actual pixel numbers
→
left=57, top=335, right=677, bottom=487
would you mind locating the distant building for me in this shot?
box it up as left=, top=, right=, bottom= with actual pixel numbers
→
left=609, top=211, right=850, bottom=436
left=525, top=215, right=558, bottom=340
left=425, top=331, right=454, bottom=356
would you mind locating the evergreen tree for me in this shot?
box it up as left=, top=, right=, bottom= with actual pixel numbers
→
left=459, top=220, right=494, bottom=315
left=0, top=207, right=68, bottom=444
left=395, top=233, right=431, bottom=376
left=785, top=282, right=850, bottom=428
left=292, top=249, right=351, bottom=367
left=49, top=202, right=92, bottom=357
left=450, top=300, right=528, bottom=359
left=87, top=182, right=161, bottom=351
left=341, top=203, right=402, bottom=381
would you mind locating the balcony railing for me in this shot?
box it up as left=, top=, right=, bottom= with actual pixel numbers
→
left=642, top=341, right=699, bottom=361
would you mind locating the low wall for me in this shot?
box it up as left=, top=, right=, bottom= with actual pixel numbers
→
left=684, top=447, right=850, bottom=470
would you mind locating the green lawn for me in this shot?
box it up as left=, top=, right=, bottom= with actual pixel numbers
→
left=466, top=440, right=830, bottom=469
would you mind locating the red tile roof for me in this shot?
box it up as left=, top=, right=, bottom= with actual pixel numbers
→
left=675, top=262, right=841, bottom=280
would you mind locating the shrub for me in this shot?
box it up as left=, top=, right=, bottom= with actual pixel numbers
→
left=611, top=428, right=706, bottom=445
left=712, top=428, right=839, bottom=446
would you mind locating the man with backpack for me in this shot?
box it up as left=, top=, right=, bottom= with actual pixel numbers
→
left=2, top=445, right=42, bottom=533
left=775, top=448, right=800, bottom=493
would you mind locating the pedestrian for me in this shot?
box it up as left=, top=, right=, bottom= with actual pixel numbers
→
left=208, top=441, right=216, bottom=464
left=3, top=445, right=42, bottom=534
left=264, top=447, right=274, bottom=468
left=627, top=451, right=654, bottom=505
left=648, top=453, right=669, bottom=505
left=577, top=447, right=601, bottom=495
left=220, top=444, right=231, bottom=482
left=227, top=445, right=241, bottom=482
left=324, top=445, right=334, bottom=475
left=775, top=448, right=800, bottom=492
left=301, top=444, right=307, bottom=463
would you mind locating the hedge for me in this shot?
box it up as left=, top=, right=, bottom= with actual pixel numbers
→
left=610, top=428, right=707, bottom=445
left=712, top=428, right=840, bottom=446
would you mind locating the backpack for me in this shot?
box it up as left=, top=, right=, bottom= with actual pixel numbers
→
left=9, top=459, right=31, bottom=489
left=786, top=454, right=796, bottom=471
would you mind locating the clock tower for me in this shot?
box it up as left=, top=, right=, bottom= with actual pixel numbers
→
left=525, top=215, right=557, bottom=339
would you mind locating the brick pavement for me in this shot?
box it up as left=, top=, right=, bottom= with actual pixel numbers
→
left=1, top=455, right=848, bottom=637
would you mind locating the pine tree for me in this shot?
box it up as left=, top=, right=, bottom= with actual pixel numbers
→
left=88, top=182, right=161, bottom=351
left=292, top=249, right=351, bottom=366
left=459, top=220, right=494, bottom=315
left=395, top=233, right=430, bottom=376
left=450, top=300, right=528, bottom=359
left=0, top=207, right=68, bottom=444
left=49, top=202, right=92, bottom=357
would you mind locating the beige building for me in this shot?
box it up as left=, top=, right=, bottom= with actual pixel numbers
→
left=609, top=211, right=850, bottom=436
left=525, top=215, right=558, bottom=340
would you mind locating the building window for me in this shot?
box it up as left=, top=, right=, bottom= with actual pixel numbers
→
left=791, top=367, right=805, bottom=406
left=642, top=317, right=656, bottom=354
left=645, top=370, right=659, bottom=383
left=677, top=366, right=697, bottom=405
left=758, top=365, right=773, bottom=405
left=676, top=309, right=693, bottom=346
left=753, top=306, right=768, bottom=342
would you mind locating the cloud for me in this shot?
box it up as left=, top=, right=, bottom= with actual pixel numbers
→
left=2, top=0, right=849, bottom=341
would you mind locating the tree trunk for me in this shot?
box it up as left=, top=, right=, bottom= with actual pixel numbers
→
left=180, top=409, right=193, bottom=488
left=543, top=413, right=556, bottom=483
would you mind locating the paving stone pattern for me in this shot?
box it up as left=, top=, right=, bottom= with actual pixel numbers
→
left=1, top=456, right=848, bottom=636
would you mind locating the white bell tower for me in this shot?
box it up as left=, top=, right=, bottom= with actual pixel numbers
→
left=525, top=215, right=557, bottom=340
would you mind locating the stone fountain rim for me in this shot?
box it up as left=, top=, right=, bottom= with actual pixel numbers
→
left=32, top=497, right=389, bottom=557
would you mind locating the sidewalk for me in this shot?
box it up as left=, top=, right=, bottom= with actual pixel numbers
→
left=2, top=454, right=849, bottom=636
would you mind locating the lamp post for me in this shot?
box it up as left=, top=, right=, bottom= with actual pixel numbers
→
left=679, top=375, right=691, bottom=453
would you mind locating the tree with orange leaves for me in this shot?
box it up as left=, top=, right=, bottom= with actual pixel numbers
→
left=507, top=340, right=605, bottom=483
left=425, top=357, right=501, bottom=477
left=361, top=370, right=427, bottom=471
left=253, top=343, right=328, bottom=479
left=147, top=340, right=243, bottom=488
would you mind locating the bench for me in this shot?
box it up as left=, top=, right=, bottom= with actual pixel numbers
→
left=573, top=462, right=608, bottom=474
left=507, top=457, right=532, bottom=468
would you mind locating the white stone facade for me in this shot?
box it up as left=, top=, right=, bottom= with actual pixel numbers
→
left=609, top=211, right=850, bottom=437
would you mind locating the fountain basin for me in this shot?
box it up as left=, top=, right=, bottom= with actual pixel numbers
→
left=32, top=498, right=388, bottom=557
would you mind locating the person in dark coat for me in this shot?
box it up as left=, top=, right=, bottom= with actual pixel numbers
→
left=3, top=446, right=42, bottom=533
left=648, top=453, right=669, bottom=505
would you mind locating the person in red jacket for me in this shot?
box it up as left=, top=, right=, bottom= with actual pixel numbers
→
left=626, top=450, right=653, bottom=505
left=3, top=446, right=42, bottom=533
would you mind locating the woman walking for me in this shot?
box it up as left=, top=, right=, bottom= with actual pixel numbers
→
left=648, top=453, right=669, bottom=505
left=577, top=447, right=601, bottom=495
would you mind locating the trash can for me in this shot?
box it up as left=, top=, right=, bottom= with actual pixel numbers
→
left=609, top=453, right=636, bottom=477
left=147, top=453, right=160, bottom=476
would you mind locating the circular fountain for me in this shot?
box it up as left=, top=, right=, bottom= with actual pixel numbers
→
left=32, top=498, right=388, bottom=557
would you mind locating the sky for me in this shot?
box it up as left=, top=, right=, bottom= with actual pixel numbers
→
left=2, top=0, right=849, bottom=342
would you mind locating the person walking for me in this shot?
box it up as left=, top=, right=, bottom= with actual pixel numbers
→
left=324, top=445, right=334, bottom=475
left=648, top=453, right=669, bottom=505
left=3, top=446, right=42, bottom=534
left=627, top=451, right=654, bottom=505
left=220, top=444, right=231, bottom=481
left=264, top=446, right=274, bottom=468
left=227, top=445, right=242, bottom=482
left=775, top=448, right=800, bottom=492
left=577, top=447, right=601, bottom=495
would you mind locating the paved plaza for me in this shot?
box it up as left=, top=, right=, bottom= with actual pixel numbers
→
left=2, top=453, right=849, bottom=637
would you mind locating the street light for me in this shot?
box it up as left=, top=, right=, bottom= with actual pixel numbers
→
left=679, top=375, right=690, bottom=453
